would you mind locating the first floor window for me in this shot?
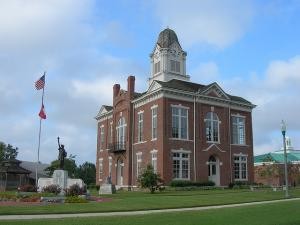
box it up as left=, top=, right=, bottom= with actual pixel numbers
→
left=151, top=151, right=157, bottom=173
left=234, top=155, right=247, bottom=180
left=172, top=152, right=190, bottom=179
left=99, top=158, right=103, bottom=180
left=136, top=153, right=142, bottom=178
left=108, top=157, right=112, bottom=177
left=232, top=116, right=245, bottom=145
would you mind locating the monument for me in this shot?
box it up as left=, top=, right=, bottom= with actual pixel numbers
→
left=99, top=176, right=116, bottom=194
left=38, top=137, right=85, bottom=194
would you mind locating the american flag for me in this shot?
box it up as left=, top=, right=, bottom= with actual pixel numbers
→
left=35, top=74, right=45, bottom=90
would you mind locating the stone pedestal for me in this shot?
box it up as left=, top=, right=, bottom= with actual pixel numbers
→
left=53, top=170, right=68, bottom=195
left=99, top=184, right=116, bottom=195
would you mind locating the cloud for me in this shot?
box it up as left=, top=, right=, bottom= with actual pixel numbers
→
left=191, top=61, right=219, bottom=84
left=266, top=55, right=300, bottom=89
left=218, top=55, right=300, bottom=154
left=153, top=0, right=254, bottom=48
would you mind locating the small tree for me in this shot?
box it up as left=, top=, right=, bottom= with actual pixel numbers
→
left=138, top=165, right=162, bottom=194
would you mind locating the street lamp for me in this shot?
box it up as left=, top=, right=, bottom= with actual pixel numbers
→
left=281, top=120, right=289, bottom=198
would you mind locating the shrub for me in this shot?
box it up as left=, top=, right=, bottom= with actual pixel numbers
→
left=138, top=165, right=163, bottom=194
left=42, top=184, right=61, bottom=195
left=18, top=184, right=37, bottom=192
left=170, top=180, right=215, bottom=187
left=65, top=184, right=86, bottom=196
left=65, top=196, right=88, bottom=203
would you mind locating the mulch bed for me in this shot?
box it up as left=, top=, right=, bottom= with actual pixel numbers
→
left=0, top=196, right=113, bottom=206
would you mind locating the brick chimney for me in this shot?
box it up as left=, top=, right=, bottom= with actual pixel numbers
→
left=127, top=75, right=135, bottom=100
left=113, top=84, right=120, bottom=97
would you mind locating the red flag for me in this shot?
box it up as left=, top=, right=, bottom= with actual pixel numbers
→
left=39, top=104, right=46, bottom=119
left=35, top=74, right=45, bottom=90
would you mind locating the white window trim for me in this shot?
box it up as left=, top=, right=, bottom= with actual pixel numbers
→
left=172, top=150, right=190, bottom=180
left=151, top=150, right=158, bottom=173
left=231, top=115, right=246, bottom=145
left=136, top=152, right=142, bottom=178
left=137, top=112, right=144, bottom=143
left=99, top=158, right=103, bottom=181
left=233, top=154, right=248, bottom=181
left=151, top=106, right=158, bottom=140
left=171, top=106, right=189, bottom=140
left=204, top=112, right=221, bottom=143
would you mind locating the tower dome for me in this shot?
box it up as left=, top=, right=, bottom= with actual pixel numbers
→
left=148, top=28, right=189, bottom=85
left=157, top=28, right=181, bottom=48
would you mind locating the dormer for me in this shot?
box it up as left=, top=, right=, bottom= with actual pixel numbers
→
left=148, top=28, right=190, bottom=85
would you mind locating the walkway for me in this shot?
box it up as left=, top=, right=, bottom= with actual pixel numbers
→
left=0, top=198, right=299, bottom=220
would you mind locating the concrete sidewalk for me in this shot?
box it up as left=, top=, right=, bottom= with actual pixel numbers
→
left=0, top=198, right=299, bottom=220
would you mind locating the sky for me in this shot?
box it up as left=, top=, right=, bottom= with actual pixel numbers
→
left=1, top=0, right=300, bottom=166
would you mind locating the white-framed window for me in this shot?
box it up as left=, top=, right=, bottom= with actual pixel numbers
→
left=117, top=117, right=126, bottom=146
left=204, top=112, right=220, bottom=143
left=151, top=150, right=158, bottom=173
left=234, top=155, right=248, bottom=181
left=99, top=158, right=103, bottom=181
left=138, top=112, right=144, bottom=142
left=100, top=125, right=105, bottom=149
left=172, top=151, right=190, bottom=180
left=154, top=61, right=160, bottom=74
left=110, top=122, right=113, bottom=144
left=172, top=106, right=188, bottom=139
left=151, top=106, right=158, bottom=140
left=171, top=60, right=180, bottom=73
left=108, top=157, right=112, bottom=177
left=232, top=116, right=245, bottom=145
left=136, top=152, right=142, bottom=178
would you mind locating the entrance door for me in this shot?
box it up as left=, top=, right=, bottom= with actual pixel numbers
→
left=208, top=156, right=220, bottom=186
left=117, top=159, right=124, bottom=186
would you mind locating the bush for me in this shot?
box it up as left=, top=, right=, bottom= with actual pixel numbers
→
left=138, top=165, right=163, bottom=194
left=42, top=184, right=61, bottom=195
left=65, top=196, right=88, bottom=203
left=170, top=180, right=215, bottom=187
left=65, top=184, right=86, bottom=196
left=18, top=184, right=37, bottom=192
left=228, top=181, right=250, bottom=189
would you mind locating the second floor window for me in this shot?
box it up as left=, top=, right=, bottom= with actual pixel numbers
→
left=100, top=126, right=104, bottom=149
left=204, top=112, right=220, bottom=142
left=232, top=116, right=245, bottom=145
left=172, top=107, right=188, bottom=139
left=138, top=112, right=144, bottom=142
left=117, top=117, right=126, bottom=144
left=152, top=107, right=158, bottom=140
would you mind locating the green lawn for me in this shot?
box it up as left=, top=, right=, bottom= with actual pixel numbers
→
left=1, top=200, right=300, bottom=225
left=0, top=188, right=300, bottom=215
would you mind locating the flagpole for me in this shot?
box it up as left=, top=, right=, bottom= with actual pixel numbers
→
left=35, top=72, right=46, bottom=188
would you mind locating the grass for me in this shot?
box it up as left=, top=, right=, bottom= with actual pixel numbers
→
left=1, top=199, right=300, bottom=225
left=0, top=188, right=300, bottom=215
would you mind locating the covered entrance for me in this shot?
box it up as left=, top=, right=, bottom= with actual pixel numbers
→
left=208, top=155, right=220, bottom=186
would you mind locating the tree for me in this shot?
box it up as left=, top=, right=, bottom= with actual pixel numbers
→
left=138, top=164, right=162, bottom=194
left=0, top=142, right=18, bottom=161
left=76, top=162, right=96, bottom=185
left=45, top=155, right=77, bottom=178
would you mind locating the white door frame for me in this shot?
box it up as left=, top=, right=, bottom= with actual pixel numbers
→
left=208, top=156, right=220, bottom=186
left=117, top=159, right=124, bottom=186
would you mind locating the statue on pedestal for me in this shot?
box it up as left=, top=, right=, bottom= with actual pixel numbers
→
left=57, top=137, right=67, bottom=170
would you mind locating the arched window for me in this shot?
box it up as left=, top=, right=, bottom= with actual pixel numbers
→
left=204, top=112, right=220, bottom=142
left=117, top=117, right=126, bottom=145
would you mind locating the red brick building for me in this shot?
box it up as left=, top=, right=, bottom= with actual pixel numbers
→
left=95, top=29, right=256, bottom=187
